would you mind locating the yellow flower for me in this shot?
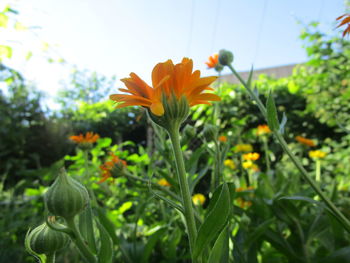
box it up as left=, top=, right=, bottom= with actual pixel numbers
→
left=235, top=186, right=255, bottom=192
left=224, top=159, right=236, bottom=169
left=157, top=178, right=171, bottom=187
left=309, top=150, right=327, bottom=159
left=236, top=198, right=252, bottom=209
left=110, top=58, right=220, bottom=116
left=256, top=124, right=271, bottom=136
left=243, top=152, right=260, bottom=161
left=218, top=135, right=227, bottom=142
left=192, top=193, right=206, bottom=206
left=69, top=132, right=100, bottom=144
left=242, top=161, right=253, bottom=169
left=234, top=144, right=253, bottom=153
left=295, top=136, right=316, bottom=147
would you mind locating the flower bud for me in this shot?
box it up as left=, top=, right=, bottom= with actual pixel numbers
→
left=183, top=124, right=196, bottom=139
left=26, top=222, right=69, bottom=255
left=203, top=124, right=219, bottom=142
left=218, top=49, right=234, bottom=66
left=45, top=168, right=89, bottom=219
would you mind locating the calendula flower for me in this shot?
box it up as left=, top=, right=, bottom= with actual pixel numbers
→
left=236, top=198, right=252, bottom=209
left=110, top=58, right=220, bottom=117
left=157, top=178, right=171, bottom=187
left=295, top=136, right=316, bottom=147
left=336, top=14, right=350, bottom=37
left=98, top=153, right=127, bottom=183
left=192, top=193, right=206, bottom=206
left=218, top=135, right=227, bottom=142
left=69, top=132, right=100, bottom=144
left=309, top=150, right=327, bottom=159
left=256, top=124, right=271, bottom=136
left=234, top=144, right=253, bottom=153
left=224, top=159, right=236, bottom=169
left=205, top=54, right=219, bottom=68
left=243, top=152, right=260, bottom=161
left=242, top=161, right=253, bottom=169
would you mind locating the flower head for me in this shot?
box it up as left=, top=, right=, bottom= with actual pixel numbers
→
left=336, top=14, right=350, bottom=37
left=157, top=178, right=171, bottom=187
left=99, top=153, right=127, bottom=183
left=218, top=135, right=227, bottom=142
left=69, top=132, right=100, bottom=144
left=110, top=58, right=220, bottom=117
left=205, top=54, right=219, bottom=68
left=192, top=193, right=206, bottom=206
left=295, top=136, right=316, bottom=147
left=256, top=124, right=271, bottom=136
left=309, top=150, right=327, bottom=159
left=234, top=144, right=253, bottom=153
left=243, top=152, right=260, bottom=161
left=224, top=159, right=236, bottom=169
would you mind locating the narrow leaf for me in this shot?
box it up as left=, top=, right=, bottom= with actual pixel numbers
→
left=79, top=203, right=97, bottom=253
left=208, top=225, right=229, bottom=263
left=279, top=112, right=287, bottom=134
left=266, top=90, right=280, bottom=131
left=97, top=221, right=113, bottom=263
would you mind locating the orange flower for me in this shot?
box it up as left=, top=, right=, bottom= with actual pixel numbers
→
left=236, top=186, right=254, bottom=192
left=295, top=136, right=316, bottom=147
left=218, top=135, right=227, bottom=142
left=110, top=58, right=220, bottom=116
left=205, top=54, right=219, bottom=68
left=336, top=14, right=350, bottom=37
left=69, top=132, right=100, bottom=144
left=256, top=124, right=271, bottom=136
left=243, top=152, right=260, bottom=161
left=98, top=153, right=127, bottom=183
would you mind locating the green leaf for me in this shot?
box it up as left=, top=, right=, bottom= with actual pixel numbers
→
left=96, top=221, right=113, bottom=263
left=246, top=66, right=254, bottom=89
left=0, top=13, right=8, bottom=28
left=79, top=203, right=97, bottom=253
left=193, top=183, right=231, bottom=258
left=266, top=90, right=279, bottom=131
left=208, top=225, right=229, bottom=263
left=141, top=228, right=167, bottom=263
left=0, top=45, right=12, bottom=60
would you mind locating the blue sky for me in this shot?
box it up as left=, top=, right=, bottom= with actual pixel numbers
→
left=1, top=0, right=347, bottom=101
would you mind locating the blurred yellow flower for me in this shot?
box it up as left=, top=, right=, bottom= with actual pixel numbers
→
left=224, top=159, right=236, bottom=169
left=243, top=152, right=260, bottom=161
left=218, top=135, right=227, bottom=142
left=242, top=161, right=253, bottom=169
left=309, top=150, right=327, bottom=159
left=192, top=193, right=206, bottom=206
left=234, top=144, right=253, bottom=153
left=236, top=198, right=252, bottom=209
left=256, top=124, right=271, bottom=136
left=295, top=136, right=316, bottom=147
left=157, top=178, right=171, bottom=187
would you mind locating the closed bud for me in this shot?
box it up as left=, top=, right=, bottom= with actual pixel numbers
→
left=183, top=124, right=196, bottom=139
left=203, top=124, right=219, bottom=142
left=26, top=222, right=69, bottom=255
left=218, top=49, right=234, bottom=66
left=45, top=168, right=89, bottom=219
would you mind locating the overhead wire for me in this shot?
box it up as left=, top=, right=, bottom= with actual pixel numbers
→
left=210, top=0, right=222, bottom=54
left=186, top=0, right=196, bottom=56
left=252, top=0, right=269, bottom=64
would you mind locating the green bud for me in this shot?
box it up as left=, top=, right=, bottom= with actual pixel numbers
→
left=183, top=124, right=196, bottom=139
left=215, top=63, right=224, bottom=72
left=203, top=124, right=219, bottom=142
left=26, top=222, right=69, bottom=255
left=45, top=168, right=89, bottom=219
left=218, top=49, right=234, bottom=66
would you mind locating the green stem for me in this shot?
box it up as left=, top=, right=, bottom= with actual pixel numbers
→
left=227, top=63, right=350, bottom=233
left=66, top=217, right=97, bottom=263
left=316, top=160, right=321, bottom=183
left=46, top=253, right=55, bottom=263
left=167, top=124, right=197, bottom=254
left=212, top=141, right=222, bottom=190
left=262, top=137, right=271, bottom=173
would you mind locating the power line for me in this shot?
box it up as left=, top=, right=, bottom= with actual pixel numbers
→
left=253, top=0, right=269, bottom=64
left=186, top=0, right=196, bottom=56
left=210, top=0, right=222, bottom=54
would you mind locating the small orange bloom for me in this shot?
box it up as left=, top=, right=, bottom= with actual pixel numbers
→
left=243, top=152, right=260, bottom=161
left=256, top=124, right=271, bottom=136
left=336, top=14, right=350, bottom=37
left=205, top=54, right=219, bottom=69
left=158, top=178, right=171, bottom=187
left=98, top=153, right=127, bottom=183
left=236, top=198, right=252, bottom=209
left=69, top=132, right=100, bottom=144
left=110, top=58, right=220, bottom=116
left=236, top=186, right=254, bottom=192
left=295, top=136, right=316, bottom=147
left=218, top=135, right=227, bottom=142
